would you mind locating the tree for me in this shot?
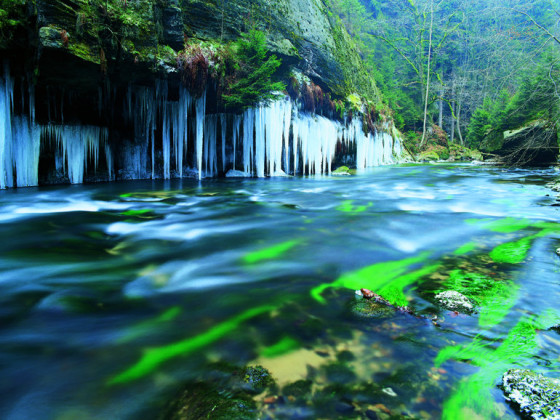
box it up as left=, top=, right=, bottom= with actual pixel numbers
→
left=223, top=30, right=285, bottom=109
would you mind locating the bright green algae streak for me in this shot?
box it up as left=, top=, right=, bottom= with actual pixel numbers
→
left=453, top=242, right=477, bottom=256
left=121, top=209, right=153, bottom=216
left=490, top=236, right=533, bottom=264
left=438, top=270, right=519, bottom=327
left=436, top=311, right=560, bottom=420
left=117, top=307, right=182, bottom=344
left=108, top=305, right=274, bottom=385
left=261, top=336, right=300, bottom=358
left=310, top=252, right=440, bottom=307
left=336, top=200, right=371, bottom=213
left=465, top=217, right=532, bottom=233
left=243, top=240, right=300, bottom=264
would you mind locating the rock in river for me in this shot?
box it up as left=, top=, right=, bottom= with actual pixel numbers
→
left=502, top=369, right=560, bottom=419
left=435, top=291, right=474, bottom=313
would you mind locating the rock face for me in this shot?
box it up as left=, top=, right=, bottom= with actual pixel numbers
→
left=502, top=369, right=560, bottom=419
left=435, top=291, right=474, bottom=313
left=5, top=0, right=377, bottom=101
left=483, top=121, right=559, bottom=166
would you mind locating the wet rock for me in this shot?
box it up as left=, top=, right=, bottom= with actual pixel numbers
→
left=283, top=379, right=313, bottom=398
left=226, top=169, right=251, bottom=178
left=365, top=409, right=379, bottom=420
left=335, top=401, right=355, bottom=414
left=502, top=369, right=560, bottom=419
left=332, top=166, right=351, bottom=176
left=162, top=382, right=256, bottom=420
left=382, top=387, right=397, bottom=397
left=241, top=365, right=275, bottom=394
left=435, top=291, right=474, bottom=313
left=349, top=298, right=396, bottom=319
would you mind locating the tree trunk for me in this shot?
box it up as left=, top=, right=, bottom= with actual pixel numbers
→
left=438, top=86, right=443, bottom=128
left=420, top=0, right=434, bottom=147
left=450, top=80, right=455, bottom=143
left=457, top=99, right=464, bottom=145
left=451, top=101, right=455, bottom=144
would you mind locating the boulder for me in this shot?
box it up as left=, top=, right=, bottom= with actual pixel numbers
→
left=435, top=291, right=474, bottom=313
left=488, top=121, right=559, bottom=166
left=502, top=369, right=560, bottom=419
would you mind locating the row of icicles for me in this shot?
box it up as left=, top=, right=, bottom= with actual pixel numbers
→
left=1, top=70, right=402, bottom=189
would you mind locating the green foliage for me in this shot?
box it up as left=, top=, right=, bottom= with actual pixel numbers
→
left=466, top=60, right=560, bottom=149
left=0, top=0, right=28, bottom=45
left=223, top=30, right=285, bottom=110
left=466, top=90, right=511, bottom=149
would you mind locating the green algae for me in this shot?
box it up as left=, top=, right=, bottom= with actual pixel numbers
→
left=453, top=242, right=477, bottom=256
left=466, top=217, right=532, bottom=233
left=261, top=336, right=300, bottom=358
left=335, top=200, right=371, bottom=213
left=243, top=240, right=300, bottom=264
left=478, top=283, right=519, bottom=327
left=435, top=269, right=518, bottom=326
left=437, top=312, right=559, bottom=420
left=490, top=236, right=533, bottom=264
left=117, top=306, right=182, bottom=344
left=109, top=305, right=274, bottom=385
left=121, top=209, right=153, bottom=216
left=310, top=252, right=439, bottom=306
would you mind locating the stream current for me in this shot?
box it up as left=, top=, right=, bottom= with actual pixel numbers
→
left=1, top=163, right=560, bottom=419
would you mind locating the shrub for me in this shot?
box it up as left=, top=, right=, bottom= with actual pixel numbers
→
left=222, top=29, right=285, bottom=109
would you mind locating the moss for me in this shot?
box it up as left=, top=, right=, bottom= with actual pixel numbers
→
left=163, top=382, right=257, bottom=420
left=68, top=41, right=100, bottom=64
left=241, top=365, right=275, bottom=394
left=418, top=150, right=440, bottom=161
left=283, top=379, right=313, bottom=398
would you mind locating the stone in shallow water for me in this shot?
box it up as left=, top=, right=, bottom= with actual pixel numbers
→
left=502, top=369, right=560, bottom=420
left=349, top=299, right=395, bottom=319
left=435, top=291, right=474, bottom=313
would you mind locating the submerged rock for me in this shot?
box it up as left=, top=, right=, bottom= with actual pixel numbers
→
left=162, top=382, right=256, bottom=420
left=435, top=291, right=474, bottom=313
left=349, top=298, right=396, bottom=319
left=241, top=365, right=275, bottom=394
left=226, top=170, right=251, bottom=178
left=332, top=166, right=351, bottom=176
left=502, top=369, right=560, bottom=419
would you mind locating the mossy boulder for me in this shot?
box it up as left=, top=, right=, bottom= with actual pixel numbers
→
left=332, top=166, right=351, bottom=176
left=240, top=365, right=275, bottom=395
left=483, top=120, right=559, bottom=166
left=502, top=369, right=560, bottom=419
left=349, top=298, right=395, bottom=319
left=418, top=150, right=440, bottom=162
left=162, top=382, right=257, bottom=420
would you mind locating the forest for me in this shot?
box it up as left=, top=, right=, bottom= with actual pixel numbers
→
left=330, top=0, right=560, bottom=161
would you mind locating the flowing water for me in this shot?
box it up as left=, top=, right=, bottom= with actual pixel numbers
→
left=1, top=163, right=560, bottom=420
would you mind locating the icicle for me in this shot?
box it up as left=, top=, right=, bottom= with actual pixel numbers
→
left=243, top=108, right=254, bottom=175
left=232, top=115, right=241, bottom=170
left=282, top=98, right=292, bottom=173
left=46, top=124, right=108, bottom=184
left=203, top=114, right=218, bottom=178
left=195, top=91, right=206, bottom=179
left=0, top=66, right=13, bottom=189
left=221, top=114, right=227, bottom=172
left=255, top=105, right=265, bottom=177
left=105, top=143, right=113, bottom=180
left=292, top=111, right=299, bottom=175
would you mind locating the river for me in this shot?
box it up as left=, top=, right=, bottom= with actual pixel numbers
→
left=1, top=163, right=559, bottom=420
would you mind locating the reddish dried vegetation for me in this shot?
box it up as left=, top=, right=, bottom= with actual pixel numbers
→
left=177, top=44, right=210, bottom=97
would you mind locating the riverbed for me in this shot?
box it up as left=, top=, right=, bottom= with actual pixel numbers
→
left=1, top=163, right=559, bottom=419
